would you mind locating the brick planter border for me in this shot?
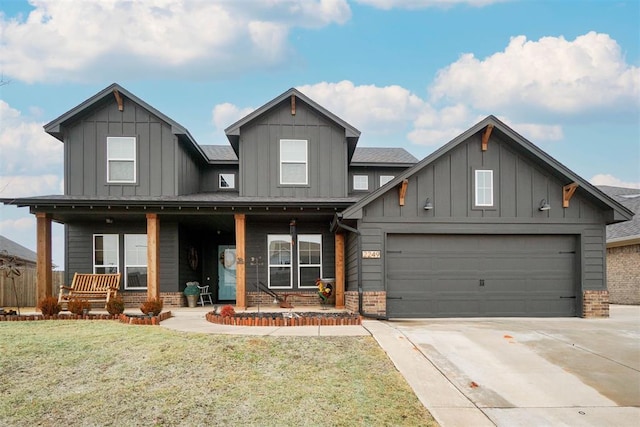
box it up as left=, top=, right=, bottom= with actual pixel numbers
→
left=118, top=311, right=172, bottom=325
left=206, top=312, right=362, bottom=326
left=0, top=311, right=172, bottom=325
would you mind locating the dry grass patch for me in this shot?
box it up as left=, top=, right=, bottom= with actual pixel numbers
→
left=0, top=321, right=437, bottom=426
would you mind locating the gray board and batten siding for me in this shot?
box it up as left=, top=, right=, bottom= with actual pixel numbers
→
left=341, top=116, right=628, bottom=318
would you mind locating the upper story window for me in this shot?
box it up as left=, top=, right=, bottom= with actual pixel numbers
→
left=379, top=175, right=394, bottom=187
left=280, top=139, right=308, bottom=185
left=353, top=175, right=369, bottom=191
left=107, top=137, right=136, bottom=183
left=219, top=173, right=236, bottom=190
left=475, top=170, right=494, bottom=206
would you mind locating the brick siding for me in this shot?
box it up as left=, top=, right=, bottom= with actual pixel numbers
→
left=246, top=291, right=330, bottom=307
left=345, top=290, right=386, bottom=316
left=606, top=245, right=640, bottom=305
left=122, top=292, right=185, bottom=308
left=582, top=290, right=609, bottom=318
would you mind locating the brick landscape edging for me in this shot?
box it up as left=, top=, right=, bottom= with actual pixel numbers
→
left=0, top=311, right=172, bottom=325
left=118, top=311, right=173, bottom=325
left=206, top=312, right=362, bottom=326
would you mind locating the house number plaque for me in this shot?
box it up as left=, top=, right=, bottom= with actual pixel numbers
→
left=362, top=250, right=381, bottom=259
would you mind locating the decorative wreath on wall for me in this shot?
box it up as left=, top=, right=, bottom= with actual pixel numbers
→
left=188, top=246, right=199, bottom=270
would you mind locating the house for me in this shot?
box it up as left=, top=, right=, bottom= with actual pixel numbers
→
left=0, top=235, right=37, bottom=269
left=598, top=186, right=640, bottom=305
left=2, top=83, right=632, bottom=317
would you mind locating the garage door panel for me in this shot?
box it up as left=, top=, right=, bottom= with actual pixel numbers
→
left=386, top=234, right=577, bottom=318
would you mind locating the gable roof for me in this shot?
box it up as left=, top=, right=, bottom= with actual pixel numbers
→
left=341, top=115, right=634, bottom=224
left=43, top=83, right=209, bottom=162
left=224, top=88, right=361, bottom=161
left=597, top=186, right=640, bottom=244
left=0, top=235, right=37, bottom=264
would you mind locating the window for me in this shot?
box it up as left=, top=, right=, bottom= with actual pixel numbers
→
left=379, top=175, right=394, bottom=187
left=107, top=137, right=136, bottom=183
left=298, top=235, right=322, bottom=288
left=475, top=170, right=494, bottom=206
left=94, top=234, right=119, bottom=274
left=280, top=139, right=308, bottom=185
left=268, top=235, right=292, bottom=288
left=353, top=175, right=369, bottom=191
left=219, top=173, right=235, bottom=189
left=125, top=234, right=147, bottom=289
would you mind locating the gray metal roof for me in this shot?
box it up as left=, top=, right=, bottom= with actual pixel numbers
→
left=352, top=147, right=418, bottom=165
left=0, top=235, right=37, bottom=264
left=597, top=186, right=640, bottom=242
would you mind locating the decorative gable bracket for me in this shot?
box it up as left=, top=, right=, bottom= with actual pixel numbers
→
left=481, top=124, right=494, bottom=151
left=398, top=179, right=408, bottom=206
left=113, top=89, right=123, bottom=112
left=563, top=182, right=579, bottom=208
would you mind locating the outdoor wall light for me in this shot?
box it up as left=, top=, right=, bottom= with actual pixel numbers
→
left=423, top=198, right=434, bottom=210
left=105, top=217, right=114, bottom=224
left=539, top=199, right=551, bottom=211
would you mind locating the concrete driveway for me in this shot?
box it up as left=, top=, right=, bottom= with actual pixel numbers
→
left=376, top=305, right=640, bottom=427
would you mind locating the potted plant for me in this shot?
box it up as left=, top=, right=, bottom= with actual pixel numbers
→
left=184, top=281, right=200, bottom=308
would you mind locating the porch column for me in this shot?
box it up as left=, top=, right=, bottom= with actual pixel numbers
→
left=234, top=213, right=246, bottom=309
left=146, top=213, right=160, bottom=300
left=334, top=233, right=345, bottom=308
left=36, top=213, right=52, bottom=302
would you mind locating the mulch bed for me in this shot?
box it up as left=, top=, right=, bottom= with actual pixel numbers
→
left=206, top=311, right=361, bottom=326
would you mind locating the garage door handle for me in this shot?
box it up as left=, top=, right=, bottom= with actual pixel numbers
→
left=560, top=296, right=576, bottom=299
left=387, top=296, right=403, bottom=300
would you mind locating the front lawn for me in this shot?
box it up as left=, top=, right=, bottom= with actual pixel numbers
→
left=0, top=321, right=437, bottom=426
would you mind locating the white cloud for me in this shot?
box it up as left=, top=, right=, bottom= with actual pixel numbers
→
left=590, top=174, right=640, bottom=189
left=0, top=0, right=351, bottom=83
left=354, top=0, right=504, bottom=9
left=0, top=101, right=63, bottom=175
left=0, top=216, right=34, bottom=234
left=430, top=32, right=640, bottom=116
left=0, top=174, right=63, bottom=198
left=496, top=116, right=564, bottom=142
left=212, top=103, right=256, bottom=132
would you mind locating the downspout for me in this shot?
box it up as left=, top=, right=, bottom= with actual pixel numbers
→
left=334, top=215, right=388, bottom=320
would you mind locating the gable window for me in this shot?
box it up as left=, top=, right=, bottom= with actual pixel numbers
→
left=124, top=234, right=147, bottom=289
left=107, top=136, right=136, bottom=183
left=219, top=173, right=236, bottom=189
left=94, top=234, right=119, bottom=274
left=298, top=235, right=322, bottom=288
left=353, top=175, right=369, bottom=191
left=379, top=175, right=394, bottom=187
left=268, top=235, right=292, bottom=288
left=280, top=139, right=308, bottom=185
left=475, top=170, right=494, bottom=206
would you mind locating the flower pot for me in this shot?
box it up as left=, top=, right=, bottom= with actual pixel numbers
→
left=186, top=294, right=198, bottom=308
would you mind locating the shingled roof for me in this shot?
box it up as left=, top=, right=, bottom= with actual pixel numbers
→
left=597, top=186, right=640, bottom=243
left=0, top=235, right=37, bottom=265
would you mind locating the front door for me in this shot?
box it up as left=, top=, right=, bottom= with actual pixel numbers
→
left=218, top=245, right=236, bottom=301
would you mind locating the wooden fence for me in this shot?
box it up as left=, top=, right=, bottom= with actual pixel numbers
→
left=0, top=269, right=65, bottom=307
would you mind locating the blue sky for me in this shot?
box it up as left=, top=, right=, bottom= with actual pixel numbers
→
left=0, top=0, right=639, bottom=268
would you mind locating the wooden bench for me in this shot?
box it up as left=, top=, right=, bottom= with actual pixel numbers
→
left=58, top=273, right=121, bottom=309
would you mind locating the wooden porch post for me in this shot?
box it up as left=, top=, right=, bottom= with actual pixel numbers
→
left=36, top=213, right=52, bottom=302
left=234, top=213, right=246, bottom=309
left=335, top=233, right=345, bottom=308
left=146, top=213, right=160, bottom=300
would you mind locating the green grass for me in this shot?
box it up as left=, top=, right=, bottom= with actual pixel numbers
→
left=0, top=321, right=437, bottom=426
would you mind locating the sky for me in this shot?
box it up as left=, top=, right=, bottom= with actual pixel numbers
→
left=0, top=0, right=638, bottom=269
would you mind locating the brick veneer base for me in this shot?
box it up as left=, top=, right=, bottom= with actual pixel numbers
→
left=583, top=290, right=609, bottom=318
left=246, top=291, right=334, bottom=307
left=606, top=245, right=640, bottom=305
left=345, top=291, right=386, bottom=317
left=206, top=312, right=361, bottom=326
left=122, top=292, right=185, bottom=308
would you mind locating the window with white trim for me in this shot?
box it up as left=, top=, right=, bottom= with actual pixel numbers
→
left=219, top=173, right=235, bottom=189
left=298, top=234, right=322, bottom=288
left=268, top=235, right=292, bottom=288
left=475, top=170, right=494, bottom=206
left=379, top=175, right=394, bottom=187
left=124, top=234, right=147, bottom=289
left=353, top=175, right=369, bottom=191
left=94, top=234, right=119, bottom=274
left=280, top=139, right=308, bottom=185
left=107, top=136, right=136, bottom=183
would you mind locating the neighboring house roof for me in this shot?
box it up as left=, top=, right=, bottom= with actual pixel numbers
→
left=0, top=235, right=37, bottom=265
left=199, top=145, right=418, bottom=166
left=597, top=185, right=640, bottom=246
left=43, top=83, right=210, bottom=164
left=341, top=115, right=634, bottom=224
left=224, top=88, right=361, bottom=161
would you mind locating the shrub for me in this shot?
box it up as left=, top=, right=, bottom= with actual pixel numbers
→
left=68, top=298, right=92, bottom=315
left=220, top=305, right=235, bottom=317
left=140, top=298, right=163, bottom=316
left=106, top=295, right=125, bottom=315
left=37, top=296, right=61, bottom=316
